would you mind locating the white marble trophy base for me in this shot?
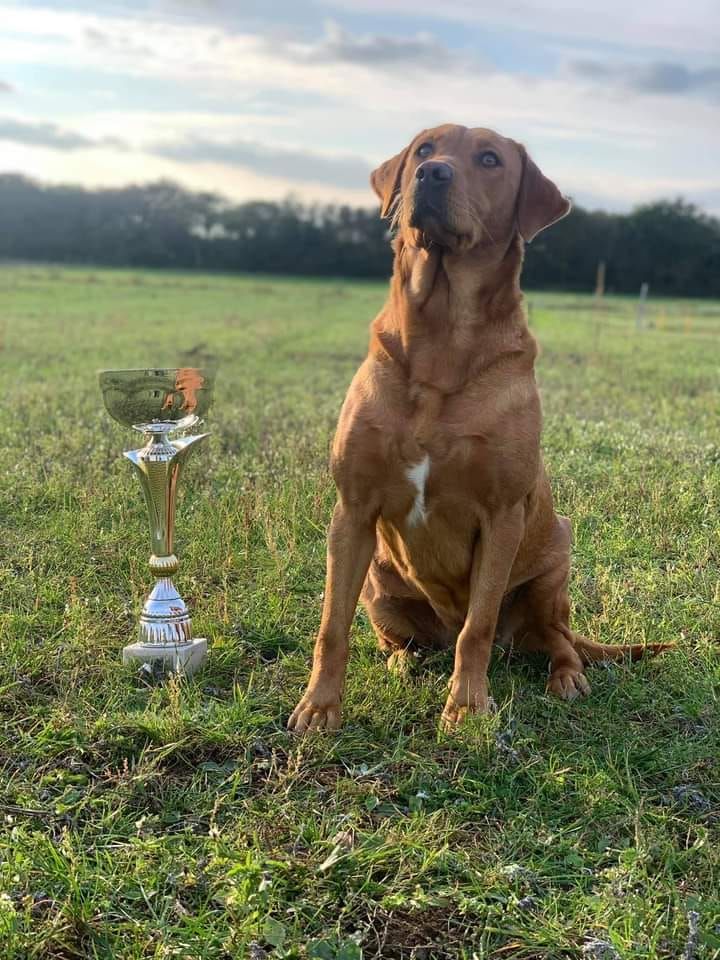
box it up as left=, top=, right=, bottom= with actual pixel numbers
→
left=122, top=637, right=208, bottom=675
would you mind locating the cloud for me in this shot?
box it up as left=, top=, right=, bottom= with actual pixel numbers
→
left=568, top=59, right=720, bottom=97
left=0, top=80, right=13, bottom=93
left=152, top=135, right=371, bottom=188
left=83, top=25, right=154, bottom=58
left=327, top=0, right=720, bottom=57
left=273, top=19, right=457, bottom=69
left=0, top=116, right=125, bottom=150
left=59, top=0, right=720, bottom=58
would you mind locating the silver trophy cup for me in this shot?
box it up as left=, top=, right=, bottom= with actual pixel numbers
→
left=99, top=367, right=214, bottom=674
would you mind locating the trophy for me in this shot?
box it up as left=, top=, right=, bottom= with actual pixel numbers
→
left=98, top=367, right=215, bottom=675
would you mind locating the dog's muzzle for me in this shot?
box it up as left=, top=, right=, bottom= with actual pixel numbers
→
left=410, top=160, right=453, bottom=231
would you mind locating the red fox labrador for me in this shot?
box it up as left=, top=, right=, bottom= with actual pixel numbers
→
left=289, top=123, right=667, bottom=733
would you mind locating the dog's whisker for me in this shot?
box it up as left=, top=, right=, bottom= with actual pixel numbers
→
left=446, top=197, right=496, bottom=244
left=477, top=219, right=496, bottom=244
left=389, top=194, right=404, bottom=232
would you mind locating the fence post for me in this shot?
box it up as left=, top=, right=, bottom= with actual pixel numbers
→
left=636, top=282, right=649, bottom=330
left=595, top=260, right=606, bottom=299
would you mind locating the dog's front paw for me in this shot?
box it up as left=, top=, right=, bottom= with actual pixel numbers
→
left=441, top=675, right=490, bottom=731
left=287, top=690, right=342, bottom=733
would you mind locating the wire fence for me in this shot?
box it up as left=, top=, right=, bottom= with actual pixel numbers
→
left=528, top=294, right=720, bottom=342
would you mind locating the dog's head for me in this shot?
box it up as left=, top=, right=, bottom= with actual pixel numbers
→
left=371, top=123, right=570, bottom=253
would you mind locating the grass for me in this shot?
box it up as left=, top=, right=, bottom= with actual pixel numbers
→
left=0, top=264, right=719, bottom=959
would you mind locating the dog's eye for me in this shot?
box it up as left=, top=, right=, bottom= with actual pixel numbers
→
left=478, top=150, right=501, bottom=168
left=416, top=142, right=434, bottom=158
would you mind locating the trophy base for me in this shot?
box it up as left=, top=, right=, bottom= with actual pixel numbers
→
left=122, top=638, right=208, bottom=676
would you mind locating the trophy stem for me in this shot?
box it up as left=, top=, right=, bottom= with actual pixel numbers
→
left=121, top=429, right=209, bottom=675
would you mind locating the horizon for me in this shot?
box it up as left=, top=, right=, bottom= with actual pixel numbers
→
left=1, top=1, right=719, bottom=216
left=3, top=170, right=718, bottom=223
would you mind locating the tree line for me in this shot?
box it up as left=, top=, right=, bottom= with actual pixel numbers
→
left=1, top=173, right=719, bottom=296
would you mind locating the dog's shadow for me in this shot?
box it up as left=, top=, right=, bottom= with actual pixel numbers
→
left=383, top=643, right=550, bottom=687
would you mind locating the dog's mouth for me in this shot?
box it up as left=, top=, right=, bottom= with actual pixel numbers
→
left=408, top=198, right=459, bottom=249
left=409, top=194, right=449, bottom=230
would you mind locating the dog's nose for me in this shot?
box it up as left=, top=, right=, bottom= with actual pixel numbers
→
left=415, top=161, right=453, bottom=185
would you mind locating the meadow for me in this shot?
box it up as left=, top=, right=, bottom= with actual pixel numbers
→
left=0, top=265, right=719, bottom=959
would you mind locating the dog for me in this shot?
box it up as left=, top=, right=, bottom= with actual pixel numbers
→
left=288, top=123, right=668, bottom=733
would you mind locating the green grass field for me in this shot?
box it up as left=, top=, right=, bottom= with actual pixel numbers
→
left=1, top=265, right=719, bottom=959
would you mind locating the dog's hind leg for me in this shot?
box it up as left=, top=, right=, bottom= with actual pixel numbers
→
left=516, top=568, right=591, bottom=701
left=365, top=594, right=455, bottom=671
left=510, top=518, right=590, bottom=700
left=362, top=561, right=454, bottom=673
left=513, top=516, right=670, bottom=699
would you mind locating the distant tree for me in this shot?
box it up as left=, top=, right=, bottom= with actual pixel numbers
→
left=1, top=174, right=718, bottom=295
left=612, top=199, right=720, bottom=296
left=522, top=206, right=620, bottom=291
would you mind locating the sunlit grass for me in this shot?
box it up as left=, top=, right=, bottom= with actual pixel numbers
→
left=0, top=265, right=718, bottom=958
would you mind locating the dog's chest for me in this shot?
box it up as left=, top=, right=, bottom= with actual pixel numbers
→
left=394, top=390, right=486, bottom=529
left=405, top=453, right=431, bottom=526
left=398, top=444, right=480, bottom=532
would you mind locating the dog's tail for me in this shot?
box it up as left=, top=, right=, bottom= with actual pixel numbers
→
left=573, top=635, right=674, bottom=664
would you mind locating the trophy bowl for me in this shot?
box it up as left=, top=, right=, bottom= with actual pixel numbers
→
left=98, top=367, right=215, bottom=433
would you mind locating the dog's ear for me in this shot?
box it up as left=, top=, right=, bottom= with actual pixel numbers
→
left=370, top=144, right=412, bottom=219
left=515, top=144, right=571, bottom=242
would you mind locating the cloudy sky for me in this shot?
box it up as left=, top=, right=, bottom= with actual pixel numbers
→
left=1, top=0, right=719, bottom=214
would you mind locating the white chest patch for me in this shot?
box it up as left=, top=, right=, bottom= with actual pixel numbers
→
left=406, top=454, right=431, bottom=526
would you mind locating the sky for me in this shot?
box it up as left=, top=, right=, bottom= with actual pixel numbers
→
left=1, top=0, right=719, bottom=214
